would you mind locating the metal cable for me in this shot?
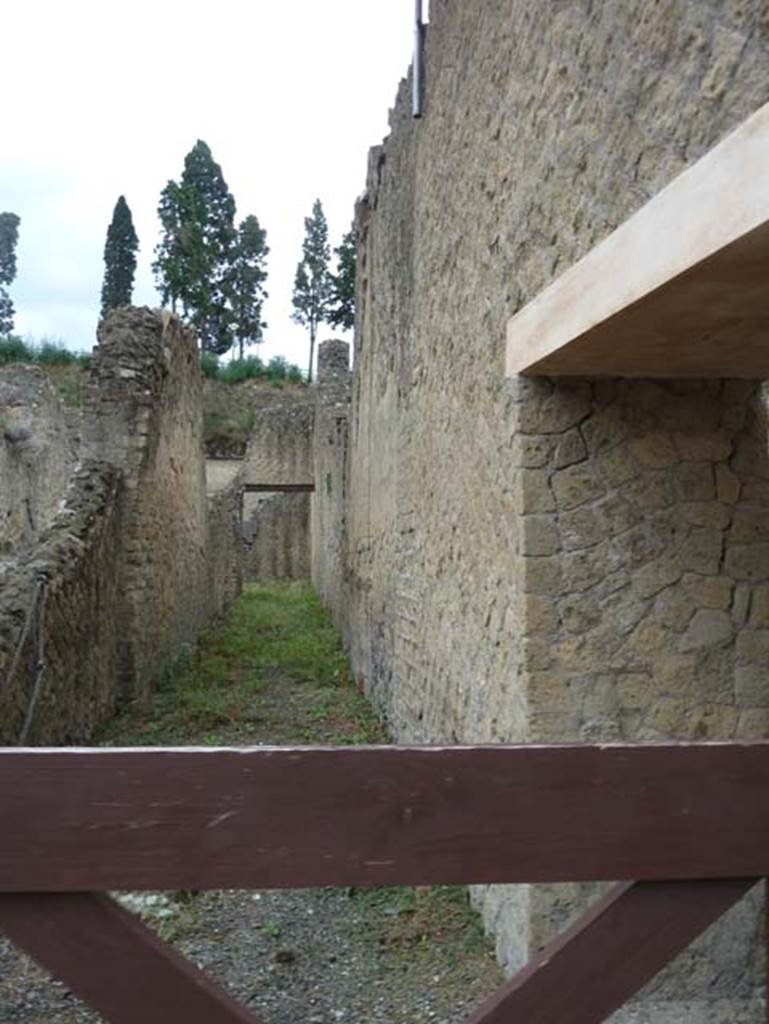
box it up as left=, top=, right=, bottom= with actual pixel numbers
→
left=1, top=576, right=43, bottom=698
left=18, top=577, right=48, bottom=745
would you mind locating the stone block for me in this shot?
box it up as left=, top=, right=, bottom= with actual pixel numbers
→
left=520, top=514, right=560, bottom=556
left=551, top=464, right=606, bottom=511
left=516, top=469, right=556, bottom=514
left=679, top=609, right=733, bottom=651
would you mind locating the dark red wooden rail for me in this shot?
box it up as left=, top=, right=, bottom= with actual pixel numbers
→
left=0, top=743, right=767, bottom=1023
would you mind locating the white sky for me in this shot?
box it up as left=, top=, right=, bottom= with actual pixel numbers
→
left=3, top=0, right=421, bottom=371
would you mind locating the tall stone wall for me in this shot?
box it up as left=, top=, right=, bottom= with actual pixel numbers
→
left=332, top=1, right=769, bottom=1017
left=83, top=309, right=211, bottom=700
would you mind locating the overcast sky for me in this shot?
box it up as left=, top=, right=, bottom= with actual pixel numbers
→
left=3, top=0, right=422, bottom=370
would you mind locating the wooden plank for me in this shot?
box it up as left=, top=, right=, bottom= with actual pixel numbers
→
left=466, top=878, right=757, bottom=1024
left=243, top=483, right=315, bottom=493
left=505, top=100, right=769, bottom=378
left=0, top=892, right=262, bottom=1024
left=1, top=744, right=769, bottom=891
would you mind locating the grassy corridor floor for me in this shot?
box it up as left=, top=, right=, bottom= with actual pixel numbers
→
left=98, top=582, right=389, bottom=748
left=0, top=583, right=503, bottom=1024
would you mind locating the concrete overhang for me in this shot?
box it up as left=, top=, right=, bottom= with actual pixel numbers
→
left=506, top=101, right=769, bottom=379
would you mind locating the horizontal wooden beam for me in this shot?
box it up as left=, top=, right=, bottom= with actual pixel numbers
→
left=506, top=101, right=769, bottom=378
left=0, top=892, right=262, bottom=1024
left=2, top=744, right=769, bottom=891
left=466, top=878, right=757, bottom=1024
left=243, top=483, right=314, bottom=493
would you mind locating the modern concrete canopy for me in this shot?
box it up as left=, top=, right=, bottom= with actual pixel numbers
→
left=506, top=101, right=769, bottom=379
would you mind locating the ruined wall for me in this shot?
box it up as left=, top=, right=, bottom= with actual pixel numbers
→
left=240, top=396, right=314, bottom=584
left=0, top=367, right=77, bottom=558
left=83, top=309, right=211, bottom=699
left=0, top=463, right=123, bottom=744
left=208, top=476, right=244, bottom=618
left=241, top=401, right=314, bottom=488
left=339, top=0, right=769, bottom=1015
left=243, top=493, right=310, bottom=582
left=0, top=309, right=242, bottom=744
left=312, top=340, right=351, bottom=618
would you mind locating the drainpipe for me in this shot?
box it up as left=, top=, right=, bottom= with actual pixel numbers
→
left=413, top=0, right=425, bottom=118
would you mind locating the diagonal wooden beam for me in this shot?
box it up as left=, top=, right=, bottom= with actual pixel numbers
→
left=465, top=878, right=758, bottom=1024
left=0, top=892, right=263, bottom=1024
left=1, top=745, right=769, bottom=891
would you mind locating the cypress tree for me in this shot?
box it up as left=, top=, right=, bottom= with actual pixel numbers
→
left=328, top=226, right=356, bottom=331
left=100, top=196, right=139, bottom=319
left=0, top=212, right=21, bottom=336
left=229, top=215, right=269, bottom=360
left=291, top=199, right=332, bottom=382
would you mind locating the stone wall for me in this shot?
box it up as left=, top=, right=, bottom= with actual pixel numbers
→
left=243, top=493, right=310, bottom=582
left=0, top=367, right=77, bottom=559
left=241, top=401, right=314, bottom=488
left=328, top=1, right=769, bottom=1016
left=311, top=340, right=351, bottom=618
left=208, top=475, right=244, bottom=618
left=0, top=462, right=124, bottom=744
left=0, top=308, right=242, bottom=743
left=83, top=309, right=211, bottom=700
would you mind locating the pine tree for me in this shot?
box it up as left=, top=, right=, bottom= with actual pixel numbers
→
left=100, top=196, right=139, bottom=319
left=291, top=199, right=332, bottom=382
left=153, top=140, right=237, bottom=354
left=229, top=215, right=269, bottom=360
left=0, top=212, right=20, bottom=337
left=328, top=226, right=356, bottom=331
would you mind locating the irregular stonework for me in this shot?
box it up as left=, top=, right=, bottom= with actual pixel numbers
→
left=0, top=366, right=77, bottom=558
left=321, top=0, right=769, bottom=1015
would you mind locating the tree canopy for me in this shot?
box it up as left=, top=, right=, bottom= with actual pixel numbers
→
left=328, top=225, right=356, bottom=332
left=100, top=196, right=139, bottom=319
left=0, top=212, right=20, bottom=337
left=153, top=140, right=262, bottom=356
left=291, top=199, right=332, bottom=382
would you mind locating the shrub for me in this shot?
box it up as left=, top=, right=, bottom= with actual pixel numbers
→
left=0, top=336, right=32, bottom=364
left=200, top=351, right=220, bottom=379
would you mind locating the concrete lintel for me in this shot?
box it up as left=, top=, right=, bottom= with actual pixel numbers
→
left=506, top=102, right=769, bottom=378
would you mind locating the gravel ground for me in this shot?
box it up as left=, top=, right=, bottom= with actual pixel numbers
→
left=0, top=584, right=503, bottom=1022
left=0, top=884, right=503, bottom=1023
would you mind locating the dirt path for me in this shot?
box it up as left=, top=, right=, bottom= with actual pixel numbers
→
left=0, top=583, right=503, bottom=1023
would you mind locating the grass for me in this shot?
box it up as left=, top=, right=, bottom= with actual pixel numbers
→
left=97, top=582, right=490, bottom=964
left=97, top=582, right=387, bottom=747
